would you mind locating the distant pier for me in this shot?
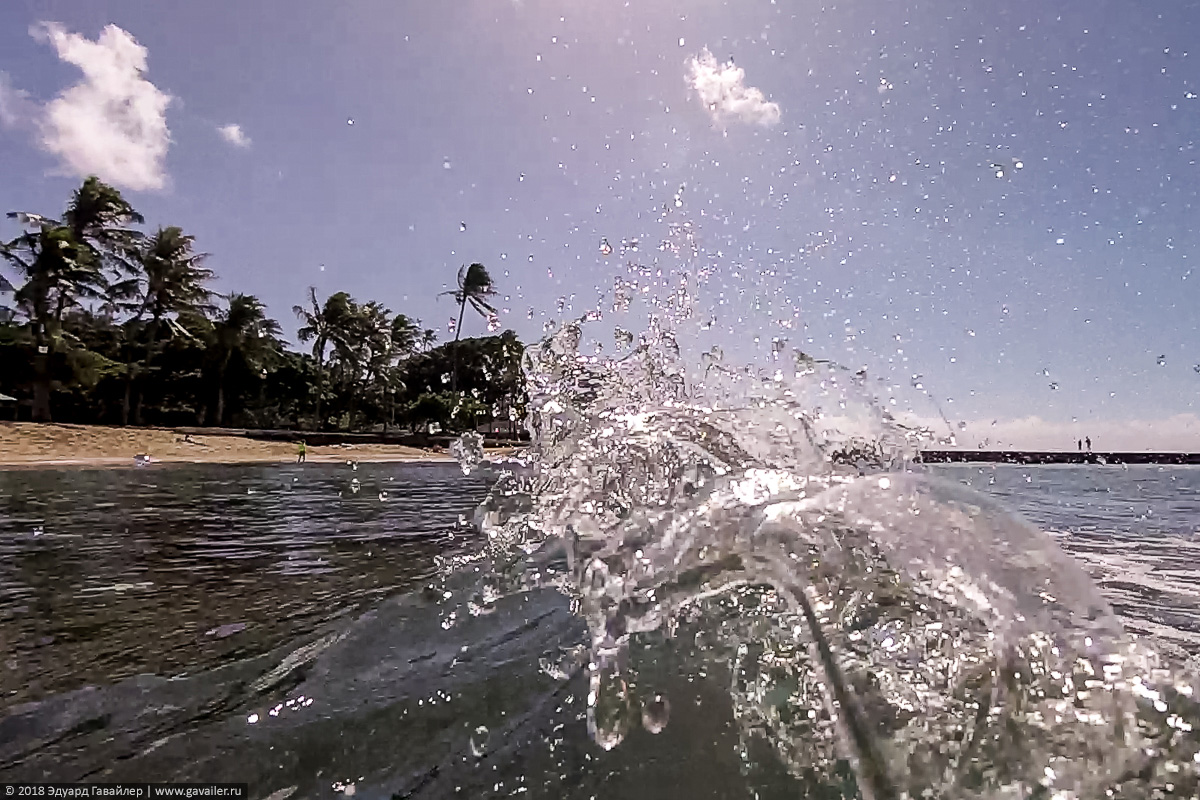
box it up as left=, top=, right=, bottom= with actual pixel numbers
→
left=917, top=450, right=1200, bottom=465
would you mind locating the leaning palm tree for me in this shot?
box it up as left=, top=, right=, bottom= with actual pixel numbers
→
left=62, top=176, right=144, bottom=256
left=293, top=288, right=355, bottom=428
left=10, top=177, right=144, bottom=322
left=417, top=326, right=438, bottom=352
left=1, top=177, right=142, bottom=421
left=212, top=293, right=283, bottom=426
left=127, top=226, right=215, bottom=425
left=0, top=225, right=92, bottom=420
left=388, top=313, right=424, bottom=358
left=439, top=262, right=497, bottom=390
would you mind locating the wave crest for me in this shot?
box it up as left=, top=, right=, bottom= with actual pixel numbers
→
left=462, top=318, right=1200, bottom=798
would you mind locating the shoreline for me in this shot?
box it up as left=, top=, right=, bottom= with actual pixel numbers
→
left=0, top=422, right=511, bottom=469
left=0, top=454, right=459, bottom=469
left=918, top=449, right=1200, bottom=465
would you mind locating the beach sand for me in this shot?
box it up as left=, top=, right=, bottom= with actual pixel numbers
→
left=0, top=422, right=475, bottom=467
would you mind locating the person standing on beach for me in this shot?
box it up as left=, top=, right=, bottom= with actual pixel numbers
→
left=1085, top=436, right=1092, bottom=452
left=1078, top=439, right=1082, bottom=452
left=297, top=439, right=307, bottom=463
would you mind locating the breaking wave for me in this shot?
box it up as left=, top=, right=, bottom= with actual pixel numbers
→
left=451, top=316, right=1200, bottom=798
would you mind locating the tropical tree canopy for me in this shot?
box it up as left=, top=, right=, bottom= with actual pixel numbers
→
left=0, top=179, right=527, bottom=434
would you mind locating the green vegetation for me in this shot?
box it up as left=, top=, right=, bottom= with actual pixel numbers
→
left=0, top=178, right=527, bottom=435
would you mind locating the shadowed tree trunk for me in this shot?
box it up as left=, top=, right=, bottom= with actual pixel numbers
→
left=214, top=351, right=232, bottom=426
left=121, top=374, right=132, bottom=426
left=30, top=355, right=51, bottom=421
left=131, top=323, right=159, bottom=426
left=451, top=300, right=466, bottom=392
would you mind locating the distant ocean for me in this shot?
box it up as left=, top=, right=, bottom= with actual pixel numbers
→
left=938, top=463, right=1200, bottom=656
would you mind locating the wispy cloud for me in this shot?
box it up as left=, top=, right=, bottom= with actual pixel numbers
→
left=217, top=123, right=251, bottom=148
left=686, top=48, right=781, bottom=128
left=0, top=72, right=34, bottom=128
left=28, top=22, right=172, bottom=191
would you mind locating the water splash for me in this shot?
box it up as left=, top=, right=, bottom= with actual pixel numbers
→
left=454, top=315, right=1200, bottom=798
left=450, top=432, right=485, bottom=476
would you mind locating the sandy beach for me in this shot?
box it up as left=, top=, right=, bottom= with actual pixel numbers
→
left=0, top=422, right=473, bottom=467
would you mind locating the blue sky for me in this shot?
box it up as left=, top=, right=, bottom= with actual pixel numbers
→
left=1, top=0, right=1199, bottom=448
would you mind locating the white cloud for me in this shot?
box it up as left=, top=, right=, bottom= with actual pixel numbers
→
left=217, top=123, right=251, bottom=148
left=687, top=48, right=781, bottom=128
left=30, top=22, right=172, bottom=192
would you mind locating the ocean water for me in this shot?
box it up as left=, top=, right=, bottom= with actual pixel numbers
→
left=0, top=453, right=1197, bottom=795
left=943, top=463, right=1200, bottom=658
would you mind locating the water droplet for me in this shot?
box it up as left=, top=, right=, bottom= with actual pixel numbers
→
left=469, top=725, right=490, bottom=758
left=1014, top=160, right=1024, bottom=169
left=443, top=157, right=452, bottom=170
left=247, top=713, right=259, bottom=724
left=1049, top=382, right=1059, bottom=390
left=641, top=694, right=670, bottom=734
left=1041, top=368, right=1051, bottom=377
left=459, top=222, right=467, bottom=232
left=678, top=37, right=686, bottom=47
left=966, top=329, right=976, bottom=336
left=599, top=238, right=613, bottom=256
left=346, top=118, right=354, bottom=125
left=441, top=373, right=452, bottom=385
left=589, top=666, right=635, bottom=751
left=451, top=432, right=486, bottom=476
left=1157, top=354, right=1167, bottom=366
left=519, top=172, right=525, bottom=181
left=1055, top=237, right=1065, bottom=245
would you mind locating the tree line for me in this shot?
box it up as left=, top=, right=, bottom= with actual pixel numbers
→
left=0, top=177, right=527, bottom=435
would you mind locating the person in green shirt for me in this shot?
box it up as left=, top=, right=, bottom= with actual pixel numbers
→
left=296, top=439, right=307, bottom=463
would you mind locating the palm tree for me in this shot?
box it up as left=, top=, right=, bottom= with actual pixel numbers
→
left=389, top=313, right=423, bottom=356
left=0, top=225, right=92, bottom=420
left=62, top=176, right=144, bottom=259
left=348, top=300, right=395, bottom=430
left=127, top=226, right=215, bottom=425
left=439, top=262, right=497, bottom=390
left=417, top=326, right=438, bottom=352
left=1, top=177, right=142, bottom=421
left=212, top=294, right=282, bottom=426
left=293, top=288, right=355, bottom=428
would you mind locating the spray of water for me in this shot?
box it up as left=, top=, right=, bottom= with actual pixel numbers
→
left=444, top=182, right=1200, bottom=796
left=447, top=312, right=1200, bottom=798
